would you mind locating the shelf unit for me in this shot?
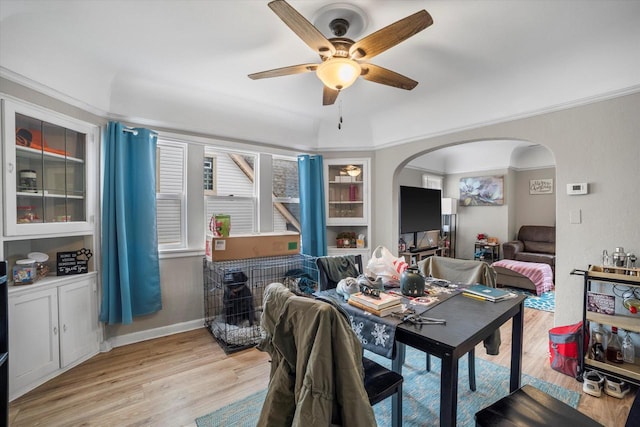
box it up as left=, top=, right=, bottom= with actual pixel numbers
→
left=577, top=265, right=640, bottom=386
left=324, top=159, right=371, bottom=259
left=474, top=242, right=500, bottom=262
left=2, top=100, right=97, bottom=237
left=1, top=98, right=100, bottom=401
left=400, top=247, right=443, bottom=266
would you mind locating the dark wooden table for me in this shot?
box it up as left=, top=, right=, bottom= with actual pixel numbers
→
left=392, top=292, right=526, bottom=427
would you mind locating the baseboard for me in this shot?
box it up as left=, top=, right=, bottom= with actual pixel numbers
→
left=104, top=318, right=204, bottom=350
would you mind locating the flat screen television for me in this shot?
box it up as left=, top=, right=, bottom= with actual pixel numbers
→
left=399, top=186, right=442, bottom=246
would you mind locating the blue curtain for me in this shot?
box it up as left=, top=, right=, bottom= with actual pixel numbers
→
left=298, top=155, right=327, bottom=256
left=100, top=122, right=162, bottom=325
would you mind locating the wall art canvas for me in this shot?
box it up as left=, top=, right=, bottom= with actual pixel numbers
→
left=529, top=178, right=554, bottom=194
left=459, top=176, right=504, bottom=206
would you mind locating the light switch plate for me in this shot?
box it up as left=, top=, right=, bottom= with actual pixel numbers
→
left=570, top=209, right=582, bottom=224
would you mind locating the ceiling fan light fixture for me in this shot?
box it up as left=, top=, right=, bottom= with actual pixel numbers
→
left=316, top=57, right=361, bottom=91
left=346, top=165, right=361, bottom=177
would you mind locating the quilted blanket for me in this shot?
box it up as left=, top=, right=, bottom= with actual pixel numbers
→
left=492, top=259, right=554, bottom=295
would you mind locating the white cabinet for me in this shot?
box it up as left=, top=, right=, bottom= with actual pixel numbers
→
left=58, top=277, right=99, bottom=367
left=2, top=99, right=97, bottom=237
left=8, top=275, right=98, bottom=400
left=2, top=96, right=100, bottom=402
left=324, top=159, right=371, bottom=259
left=8, top=287, right=59, bottom=395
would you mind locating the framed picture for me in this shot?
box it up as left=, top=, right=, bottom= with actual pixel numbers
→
left=459, top=176, right=504, bottom=206
left=587, top=291, right=615, bottom=315
left=529, top=178, right=554, bottom=195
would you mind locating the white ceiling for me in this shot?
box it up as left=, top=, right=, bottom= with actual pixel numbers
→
left=1, top=0, right=639, bottom=152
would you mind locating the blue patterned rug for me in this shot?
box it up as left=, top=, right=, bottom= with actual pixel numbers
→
left=505, top=287, right=555, bottom=312
left=196, top=346, right=578, bottom=426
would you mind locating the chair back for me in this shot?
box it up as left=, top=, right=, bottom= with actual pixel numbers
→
left=316, top=254, right=363, bottom=290
left=258, top=283, right=377, bottom=426
left=418, top=256, right=496, bottom=286
left=419, top=256, right=501, bottom=355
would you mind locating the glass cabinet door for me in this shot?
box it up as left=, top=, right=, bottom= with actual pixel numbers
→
left=3, top=100, right=96, bottom=236
left=325, top=160, right=368, bottom=225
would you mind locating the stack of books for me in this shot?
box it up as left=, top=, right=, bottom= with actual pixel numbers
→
left=348, top=292, right=403, bottom=317
left=462, top=284, right=515, bottom=302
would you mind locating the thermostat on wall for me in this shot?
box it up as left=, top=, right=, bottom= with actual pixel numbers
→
left=566, top=183, right=588, bottom=195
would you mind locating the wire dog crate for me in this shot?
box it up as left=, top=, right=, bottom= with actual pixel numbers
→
left=203, top=254, right=319, bottom=353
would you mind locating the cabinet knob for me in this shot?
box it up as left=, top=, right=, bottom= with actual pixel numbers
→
left=53, top=326, right=58, bottom=335
left=8, top=162, right=14, bottom=173
left=63, top=324, right=67, bottom=332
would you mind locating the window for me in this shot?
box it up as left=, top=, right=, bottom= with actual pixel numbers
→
left=155, top=134, right=300, bottom=254
left=272, top=156, right=300, bottom=233
left=156, top=140, right=186, bottom=249
left=204, top=149, right=257, bottom=235
left=422, top=173, right=443, bottom=190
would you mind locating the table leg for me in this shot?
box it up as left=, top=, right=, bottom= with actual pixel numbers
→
left=392, top=342, right=406, bottom=374
left=440, top=353, right=458, bottom=427
left=510, top=300, right=524, bottom=392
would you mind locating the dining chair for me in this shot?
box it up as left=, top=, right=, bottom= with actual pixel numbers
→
left=417, top=256, right=502, bottom=392
left=258, top=282, right=403, bottom=427
left=316, top=254, right=363, bottom=291
left=317, top=254, right=482, bottom=391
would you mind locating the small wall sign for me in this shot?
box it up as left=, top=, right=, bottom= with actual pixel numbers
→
left=57, top=248, right=93, bottom=276
left=529, top=178, right=554, bottom=195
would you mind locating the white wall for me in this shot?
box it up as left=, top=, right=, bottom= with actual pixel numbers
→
left=513, top=167, right=556, bottom=232
left=4, top=75, right=638, bottom=338
left=372, top=91, right=640, bottom=326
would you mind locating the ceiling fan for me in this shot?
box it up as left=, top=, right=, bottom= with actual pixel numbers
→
left=249, top=0, right=433, bottom=105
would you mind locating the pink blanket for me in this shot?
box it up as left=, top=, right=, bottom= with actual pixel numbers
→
left=492, top=259, right=554, bottom=295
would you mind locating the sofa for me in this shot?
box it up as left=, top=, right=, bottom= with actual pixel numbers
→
left=502, top=225, right=556, bottom=274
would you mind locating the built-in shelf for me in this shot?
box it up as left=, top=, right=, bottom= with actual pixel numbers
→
left=324, top=159, right=371, bottom=258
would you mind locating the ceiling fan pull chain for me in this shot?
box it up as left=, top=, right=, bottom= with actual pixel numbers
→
left=338, top=99, right=343, bottom=130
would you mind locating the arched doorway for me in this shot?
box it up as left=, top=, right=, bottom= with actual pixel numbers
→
left=396, top=139, right=555, bottom=260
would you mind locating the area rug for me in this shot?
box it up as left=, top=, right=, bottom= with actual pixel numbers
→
left=195, top=346, right=579, bottom=427
left=505, top=287, right=555, bottom=312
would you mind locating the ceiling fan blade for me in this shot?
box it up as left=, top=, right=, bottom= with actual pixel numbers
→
left=248, top=63, right=318, bottom=80
left=268, top=0, right=336, bottom=57
left=349, top=10, right=433, bottom=60
left=360, top=64, right=418, bottom=90
left=323, top=86, right=340, bottom=105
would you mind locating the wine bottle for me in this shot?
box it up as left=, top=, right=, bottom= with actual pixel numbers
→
left=606, top=326, right=624, bottom=364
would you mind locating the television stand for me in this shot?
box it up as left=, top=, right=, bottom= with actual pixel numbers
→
left=400, top=247, right=443, bottom=265
left=409, top=246, right=438, bottom=253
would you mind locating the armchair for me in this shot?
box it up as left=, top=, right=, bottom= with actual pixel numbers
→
left=502, top=226, right=555, bottom=275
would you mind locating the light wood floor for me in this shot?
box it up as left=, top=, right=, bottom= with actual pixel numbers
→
left=9, top=308, right=635, bottom=426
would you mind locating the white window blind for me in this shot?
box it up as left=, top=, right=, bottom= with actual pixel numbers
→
left=204, top=150, right=256, bottom=235
left=157, top=141, right=186, bottom=248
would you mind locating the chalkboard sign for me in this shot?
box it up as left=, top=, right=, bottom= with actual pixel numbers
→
left=57, top=248, right=93, bottom=276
